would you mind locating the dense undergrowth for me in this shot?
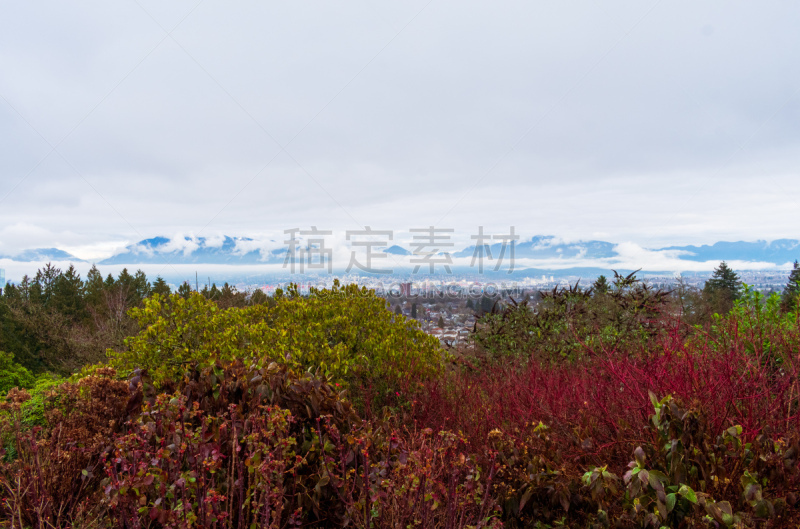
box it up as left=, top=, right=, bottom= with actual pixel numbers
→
left=1, top=268, right=800, bottom=527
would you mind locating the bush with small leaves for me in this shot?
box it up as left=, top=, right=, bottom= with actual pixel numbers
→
left=110, top=281, right=444, bottom=407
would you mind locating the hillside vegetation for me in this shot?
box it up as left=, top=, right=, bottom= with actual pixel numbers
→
left=1, top=264, right=800, bottom=528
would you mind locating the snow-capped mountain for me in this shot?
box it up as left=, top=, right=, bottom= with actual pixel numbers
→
left=661, top=239, right=800, bottom=264
left=98, top=236, right=285, bottom=265
left=454, top=235, right=616, bottom=260
left=0, top=248, right=84, bottom=262
left=2, top=235, right=798, bottom=270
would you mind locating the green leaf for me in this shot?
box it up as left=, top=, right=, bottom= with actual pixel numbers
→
left=648, top=470, right=668, bottom=482
left=649, top=390, right=659, bottom=409
left=726, top=425, right=742, bottom=438
left=666, top=493, right=677, bottom=513
left=678, top=485, right=697, bottom=504
left=754, top=499, right=773, bottom=519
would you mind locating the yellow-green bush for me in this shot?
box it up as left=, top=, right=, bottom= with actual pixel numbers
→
left=108, top=281, right=444, bottom=398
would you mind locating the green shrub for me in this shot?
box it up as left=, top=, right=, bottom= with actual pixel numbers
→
left=21, top=372, right=62, bottom=428
left=109, top=281, right=444, bottom=402
left=0, top=350, right=35, bottom=394
left=475, top=272, right=671, bottom=364
left=705, top=285, right=800, bottom=366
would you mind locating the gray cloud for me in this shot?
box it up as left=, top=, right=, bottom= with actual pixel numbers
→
left=1, top=1, right=799, bottom=257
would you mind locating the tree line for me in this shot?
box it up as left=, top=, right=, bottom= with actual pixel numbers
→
left=2, top=259, right=799, bottom=381
left=0, top=264, right=266, bottom=378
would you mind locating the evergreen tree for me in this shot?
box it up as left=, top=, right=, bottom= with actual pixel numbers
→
left=2, top=283, right=19, bottom=301
left=27, top=280, right=43, bottom=305
left=16, top=276, right=33, bottom=302
left=411, top=303, right=417, bottom=319
left=218, top=283, right=246, bottom=308
left=437, top=315, right=445, bottom=328
left=249, top=288, right=268, bottom=305
left=209, top=283, right=220, bottom=299
left=593, top=275, right=609, bottom=294
left=704, top=261, right=741, bottom=299
left=704, top=261, right=741, bottom=313
left=220, top=283, right=235, bottom=298
left=781, top=260, right=800, bottom=311
left=116, top=268, right=134, bottom=297
left=394, top=305, right=402, bottom=316
left=112, top=268, right=140, bottom=308
left=178, top=282, right=193, bottom=299
left=465, top=298, right=474, bottom=310
left=84, top=265, right=106, bottom=309
left=51, top=264, right=86, bottom=319
left=33, top=263, right=61, bottom=305
left=133, top=270, right=151, bottom=301
left=151, top=276, right=171, bottom=297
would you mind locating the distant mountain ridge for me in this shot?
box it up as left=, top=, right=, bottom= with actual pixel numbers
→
left=661, top=239, right=800, bottom=263
left=2, top=235, right=799, bottom=268
left=0, top=248, right=84, bottom=262
left=453, top=235, right=616, bottom=260
left=98, top=236, right=282, bottom=265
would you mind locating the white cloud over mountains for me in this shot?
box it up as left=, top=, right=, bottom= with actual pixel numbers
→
left=2, top=232, right=795, bottom=286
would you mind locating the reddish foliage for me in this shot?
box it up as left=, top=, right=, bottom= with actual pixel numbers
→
left=101, top=363, right=502, bottom=528
left=413, top=332, right=800, bottom=466
left=0, top=368, right=133, bottom=527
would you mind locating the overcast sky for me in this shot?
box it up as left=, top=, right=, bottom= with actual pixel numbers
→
left=1, top=1, right=799, bottom=260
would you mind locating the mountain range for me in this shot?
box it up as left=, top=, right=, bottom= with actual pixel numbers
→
left=1, top=235, right=798, bottom=270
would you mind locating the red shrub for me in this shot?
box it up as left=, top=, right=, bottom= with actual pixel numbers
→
left=413, top=330, right=800, bottom=467
left=101, top=362, right=503, bottom=529
left=0, top=368, right=133, bottom=527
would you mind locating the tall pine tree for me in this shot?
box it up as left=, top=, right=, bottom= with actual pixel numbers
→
left=84, top=265, right=106, bottom=309
left=51, top=264, right=86, bottom=320
left=133, top=270, right=151, bottom=302
left=593, top=275, right=609, bottom=294
left=32, top=263, right=61, bottom=305
left=151, top=276, right=171, bottom=297
left=178, top=282, right=193, bottom=299
left=704, top=261, right=741, bottom=298
left=704, top=261, right=741, bottom=313
left=248, top=288, right=268, bottom=305
left=781, top=260, right=800, bottom=311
